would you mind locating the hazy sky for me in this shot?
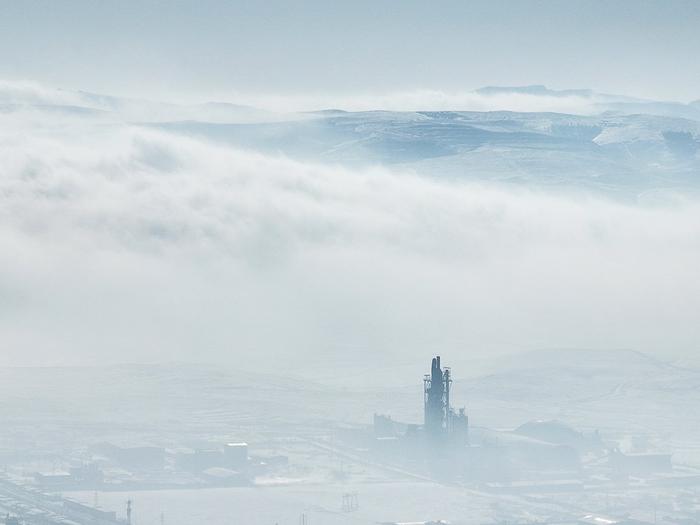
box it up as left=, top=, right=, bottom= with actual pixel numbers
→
left=1, top=0, right=699, bottom=103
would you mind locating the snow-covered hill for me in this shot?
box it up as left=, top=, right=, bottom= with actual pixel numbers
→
left=3, top=81, right=699, bottom=196
left=156, top=109, right=700, bottom=197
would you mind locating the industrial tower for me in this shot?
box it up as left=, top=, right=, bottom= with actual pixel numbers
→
left=423, top=356, right=468, bottom=444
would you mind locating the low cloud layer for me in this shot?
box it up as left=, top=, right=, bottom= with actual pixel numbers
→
left=1, top=101, right=699, bottom=371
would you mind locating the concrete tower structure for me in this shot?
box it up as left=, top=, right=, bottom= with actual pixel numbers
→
left=423, top=355, right=468, bottom=445
left=424, top=356, right=451, bottom=439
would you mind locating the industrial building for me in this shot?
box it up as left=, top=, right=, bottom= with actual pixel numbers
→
left=607, top=449, right=672, bottom=477
left=363, top=356, right=617, bottom=485
left=423, top=356, right=469, bottom=446
left=364, top=356, right=474, bottom=478
left=91, top=443, right=165, bottom=471
left=372, top=355, right=469, bottom=450
left=0, top=477, right=125, bottom=525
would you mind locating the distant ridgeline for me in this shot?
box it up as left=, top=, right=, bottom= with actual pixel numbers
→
left=157, top=109, right=700, bottom=198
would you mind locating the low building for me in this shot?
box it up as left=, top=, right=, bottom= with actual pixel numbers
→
left=608, top=449, right=672, bottom=477
left=224, top=443, right=248, bottom=468
left=92, top=443, right=165, bottom=471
